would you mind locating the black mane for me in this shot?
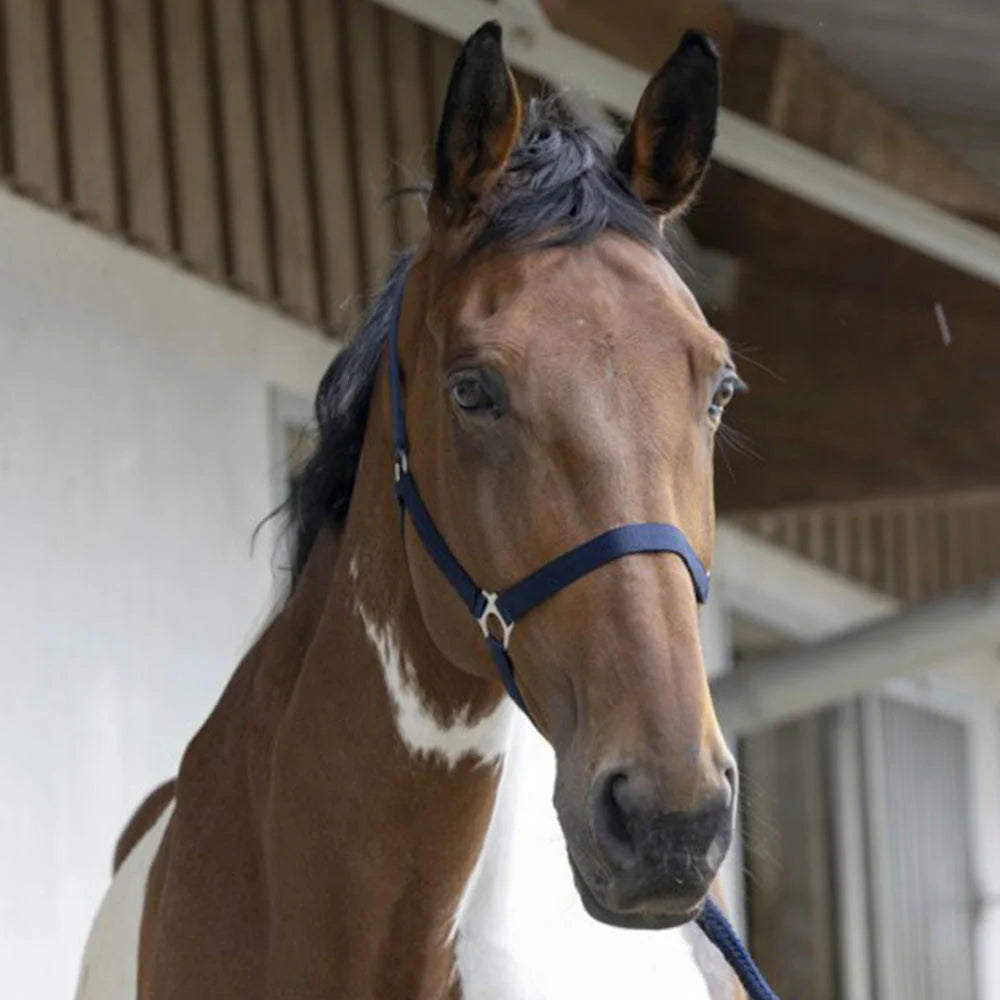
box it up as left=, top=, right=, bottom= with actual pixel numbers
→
left=283, top=100, right=665, bottom=584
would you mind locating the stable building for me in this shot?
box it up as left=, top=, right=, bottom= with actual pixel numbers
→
left=1, top=2, right=998, bottom=998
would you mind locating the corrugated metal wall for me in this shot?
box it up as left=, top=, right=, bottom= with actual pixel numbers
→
left=865, top=698, right=977, bottom=1000
left=742, top=698, right=979, bottom=1000
left=741, top=712, right=839, bottom=1000
left=0, top=0, right=477, bottom=337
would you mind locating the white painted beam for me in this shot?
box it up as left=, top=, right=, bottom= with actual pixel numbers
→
left=497, top=0, right=548, bottom=26
left=375, top=0, right=1000, bottom=291
left=711, top=576, right=1000, bottom=736
left=715, top=522, right=897, bottom=642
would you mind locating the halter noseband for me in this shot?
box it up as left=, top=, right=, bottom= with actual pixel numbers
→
left=385, top=277, right=780, bottom=1000
left=387, top=288, right=710, bottom=717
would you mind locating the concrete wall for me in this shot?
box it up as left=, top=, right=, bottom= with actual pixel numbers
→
left=0, top=188, right=335, bottom=1000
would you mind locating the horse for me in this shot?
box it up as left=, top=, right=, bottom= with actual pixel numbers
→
left=76, top=22, right=747, bottom=1000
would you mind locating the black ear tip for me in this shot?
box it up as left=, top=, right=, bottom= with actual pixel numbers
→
left=469, top=20, right=503, bottom=47
left=678, top=29, right=718, bottom=60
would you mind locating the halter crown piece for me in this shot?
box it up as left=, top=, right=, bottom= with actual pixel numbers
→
left=387, top=280, right=781, bottom=1000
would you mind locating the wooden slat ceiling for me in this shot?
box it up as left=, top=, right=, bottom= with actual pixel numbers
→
left=0, top=0, right=466, bottom=338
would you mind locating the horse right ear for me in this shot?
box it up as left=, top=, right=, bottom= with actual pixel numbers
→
left=615, top=31, right=719, bottom=218
left=431, top=21, right=522, bottom=228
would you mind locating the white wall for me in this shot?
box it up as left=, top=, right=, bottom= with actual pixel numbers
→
left=0, top=189, right=336, bottom=1000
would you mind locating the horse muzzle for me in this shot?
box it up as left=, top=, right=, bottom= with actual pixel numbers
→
left=565, top=763, right=736, bottom=929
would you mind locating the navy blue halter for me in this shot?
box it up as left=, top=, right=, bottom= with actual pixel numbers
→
left=387, top=295, right=709, bottom=715
left=387, top=281, right=780, bottom=1000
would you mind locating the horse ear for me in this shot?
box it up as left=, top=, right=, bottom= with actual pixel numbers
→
left=615, top=31, right=719, bottom=218
left=432, top=21, right=522, bottom=226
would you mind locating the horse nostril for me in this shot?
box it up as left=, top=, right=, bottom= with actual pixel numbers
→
left=590, top=771, right=639, bottom=869
left=721, top=760, right=737, bottom=804
left=589, top=766, right=735, bottom=880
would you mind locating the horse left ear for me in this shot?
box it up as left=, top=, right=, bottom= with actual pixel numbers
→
left=432, top=21, right=522, bottom=227
left=615, top=31, right=719, bottom=218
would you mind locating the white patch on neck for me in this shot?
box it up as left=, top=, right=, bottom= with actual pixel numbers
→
left=354, top=597, right=513, bottom=768
left=453, top=716, right=715, bottom=1000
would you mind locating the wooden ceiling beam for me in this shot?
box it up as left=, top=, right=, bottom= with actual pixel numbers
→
left=373, top=0, right=1000, bottom=292
left=725, top=24, right=1000, bottom=220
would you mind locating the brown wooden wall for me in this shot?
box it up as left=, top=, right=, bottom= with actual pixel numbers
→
left=731, top=487, right=1000, bottom=604
left=690, top=163, right=1000, bottom=515
left=0, top=0, right=469, bottom=337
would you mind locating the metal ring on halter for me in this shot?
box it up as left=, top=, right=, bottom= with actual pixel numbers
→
left=393, top=448, right=409, bottom=483
left=476, top=590, right=515, bottom=650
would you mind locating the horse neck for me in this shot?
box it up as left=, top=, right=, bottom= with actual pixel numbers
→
left=262, top=356, right=512, bottom=996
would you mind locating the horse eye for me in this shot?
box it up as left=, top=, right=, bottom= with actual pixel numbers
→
left=447, top=369, right=504, bottom=416
left=708, top=373, right=744, bottom=423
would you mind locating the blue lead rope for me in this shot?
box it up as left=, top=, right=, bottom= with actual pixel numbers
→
left=387, top=280, right=782, bottom=1000
left=698, top=899, right=782, bottom=1000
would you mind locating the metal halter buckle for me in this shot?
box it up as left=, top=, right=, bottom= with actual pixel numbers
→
left=393, top=448, right=409, bottom=483
left=476, top=590, right=515, bottom=650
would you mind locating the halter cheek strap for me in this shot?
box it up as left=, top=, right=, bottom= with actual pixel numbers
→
left=387, top=289, right=709, bottom=717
